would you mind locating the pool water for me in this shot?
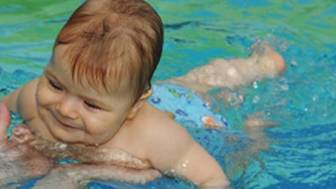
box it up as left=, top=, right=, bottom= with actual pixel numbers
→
left=1, top=0, right=336, bottom=188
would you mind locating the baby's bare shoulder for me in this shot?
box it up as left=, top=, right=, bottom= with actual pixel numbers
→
left=135, top=103, right=194, bottom=164
left=139, top=103, right=189, bottom=138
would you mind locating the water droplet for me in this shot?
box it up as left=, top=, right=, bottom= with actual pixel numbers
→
left=253, top=81, right=258, bottom=89
left=253, top=95, right=260, bottom=103
left=290, top=60, right=297, bottom=67
left=59, top=143, right=67, bottom=149
left=280, top=84, right=289, bottom=91
left=228, top=93, right=244, bottom=106
left=312, top=95, right=318, bottom=101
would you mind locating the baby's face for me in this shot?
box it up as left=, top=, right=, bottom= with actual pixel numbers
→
left=35, top=47, right=134, bottom=146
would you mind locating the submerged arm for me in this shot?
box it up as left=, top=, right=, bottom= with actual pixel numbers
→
left=33, top=163, right=161, bottom=189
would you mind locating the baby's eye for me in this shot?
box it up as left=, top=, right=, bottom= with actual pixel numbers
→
left=48, top=79, right=63, bottom=91
left=84, top=101, right=102, bottom=110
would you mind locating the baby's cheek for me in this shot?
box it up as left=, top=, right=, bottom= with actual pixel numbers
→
left=85, top=117, right=120, bottom=140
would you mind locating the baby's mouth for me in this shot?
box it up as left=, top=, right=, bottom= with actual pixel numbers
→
left=52, top=112, right=81, bottom=130
left=58, top=119, right=78, bottom=129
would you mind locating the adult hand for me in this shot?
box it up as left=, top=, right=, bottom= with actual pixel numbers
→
left=0, top=103, right=10, bottom=144
left=0, top=103, right=54, bottom=187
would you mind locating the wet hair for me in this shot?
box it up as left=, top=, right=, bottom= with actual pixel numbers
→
left=54, top=0, right=163, bottom=103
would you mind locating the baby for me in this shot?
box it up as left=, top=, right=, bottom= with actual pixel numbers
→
left=1, top=0, right=229, bottom=188
left=0, top=0, right=285, bottom=188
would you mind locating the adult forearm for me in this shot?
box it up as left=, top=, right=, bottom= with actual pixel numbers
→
left=47, top=164, right=161, bottom=185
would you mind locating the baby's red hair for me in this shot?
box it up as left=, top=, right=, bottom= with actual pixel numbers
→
left=54, top=0, right=163, bottom=102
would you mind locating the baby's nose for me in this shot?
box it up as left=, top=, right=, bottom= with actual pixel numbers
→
left=56, top=95, right=80, bottom=119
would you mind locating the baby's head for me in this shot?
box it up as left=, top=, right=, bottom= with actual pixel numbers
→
left=37, top=0, right=163, bottom=145
left=53, top=0, right=163, bottom=103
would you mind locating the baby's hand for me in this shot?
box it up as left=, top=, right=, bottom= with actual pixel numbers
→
left=11, top=124, right=35, bottom=145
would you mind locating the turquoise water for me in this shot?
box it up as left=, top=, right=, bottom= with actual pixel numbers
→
left=1, top=0, right=336, bottom=188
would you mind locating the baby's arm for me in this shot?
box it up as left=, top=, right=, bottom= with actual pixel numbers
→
left=1, top=78, right=39, bottom=119
left=170, top=141, right=230, bottom=188
left=1, top=86, right=23, bottom=112
left=144, top=120, right=230, bottom=188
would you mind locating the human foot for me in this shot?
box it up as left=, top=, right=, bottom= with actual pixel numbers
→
left=244, top=113, right=277, bottom=130
left=251, top=42, right=286, bottom=77
left=244, top=112, right=277, bottom=152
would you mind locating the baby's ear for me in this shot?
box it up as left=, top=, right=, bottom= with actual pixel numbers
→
left=127, top=89, right=152, bottom=119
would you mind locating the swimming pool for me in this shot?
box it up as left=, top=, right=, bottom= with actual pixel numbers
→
left=1, top=0, right=336, bottom=188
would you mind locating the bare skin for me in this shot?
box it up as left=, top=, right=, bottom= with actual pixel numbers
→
left=0, top=41, right=285, bottom=189
left=5, top=70, right=227, bottom=188
left=168, top=42, right=285, bottom=154
left=168, top=43, right=286, bottom=94
left=217, top=113, right=278, bottom=184
left=244, top=112, right=278, bottom=153
left=0, top=104, right=53, bottom=188
left=0, top=104, right=225, bottom=188
left=0, top=43, right=285, bottom=189
left=0, top=104, right=162, bottom=188
left=167, top=43, right=286, bottom=182
left=33, top=164, right=161, bottom=189
left=1, top=43, right=230, bottom=188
